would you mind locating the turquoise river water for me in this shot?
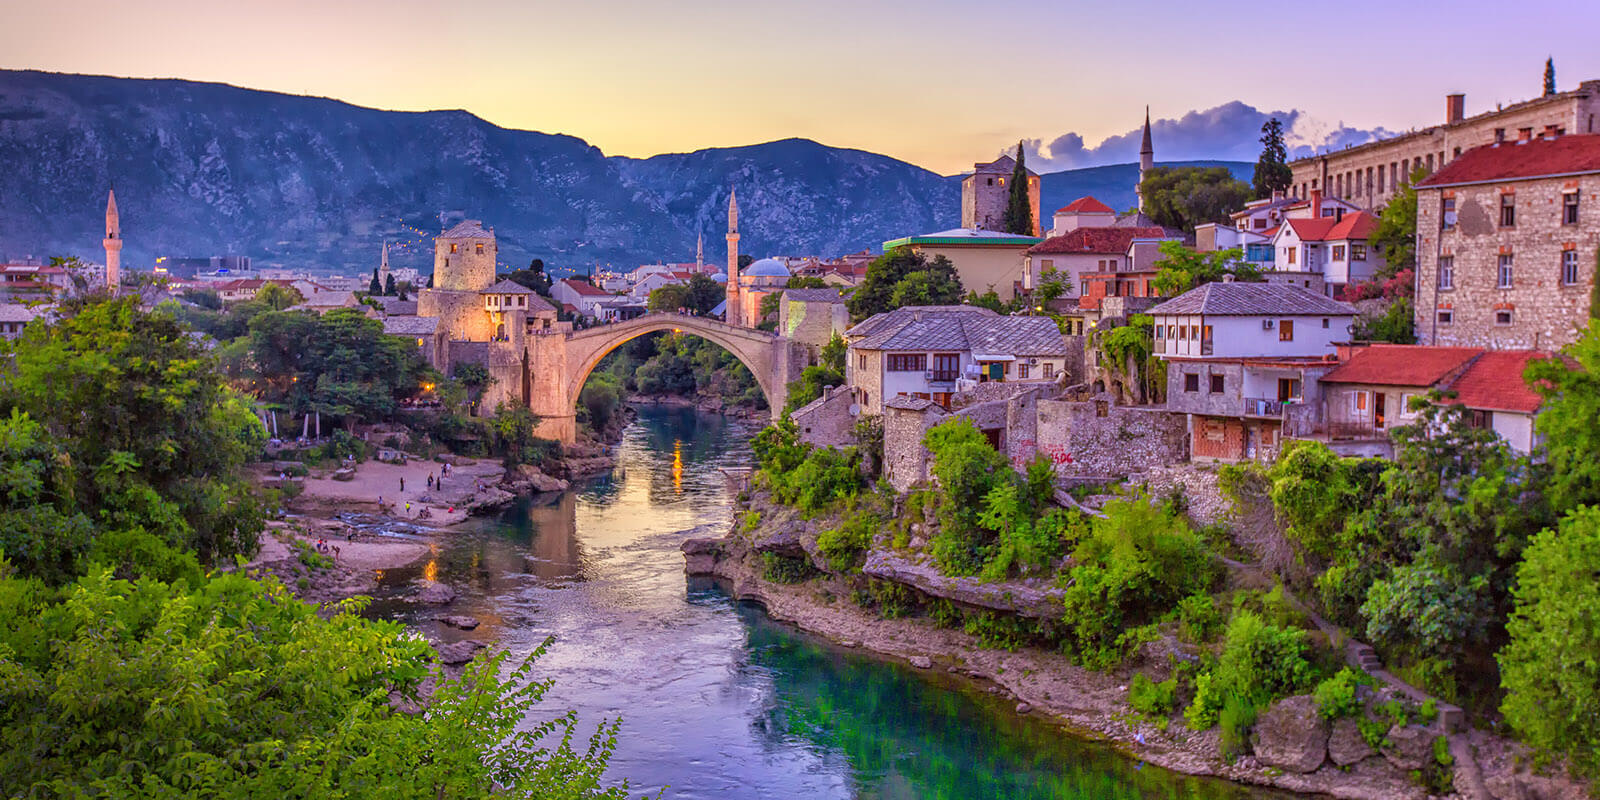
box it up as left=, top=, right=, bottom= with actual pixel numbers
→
left=369, top=406, right=1293, bottom=799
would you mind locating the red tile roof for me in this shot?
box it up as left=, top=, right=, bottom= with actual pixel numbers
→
left=1442, top=350, right=1550, bottom=413
left=1325, top=211, right=1378, bottom=240
left=1320, top=345, right=1482, bottom=387
left=1281, top=218, right=1337, bottom=241
left=1419, top=134, right=1600, bottom=187
left=1028, top=226, right=1166, bottom=255
left=560, top=278, right=610, bottom=297
left=1056, top=196, right=1115, bottom=214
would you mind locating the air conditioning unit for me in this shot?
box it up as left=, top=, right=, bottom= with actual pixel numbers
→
left=1028, top=357, right=1038, bottom=365
left=1262, top=319, right=1275, bottom=329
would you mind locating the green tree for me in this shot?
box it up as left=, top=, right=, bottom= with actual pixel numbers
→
left=0, top=298, right=265, bottom=566
left=255, top=282, right=303, bottom=310
left=1001, top=143, right=1034, bottom=235
left=369, top=268, right=382, bottom=295
left=820, top=332, right=846, bottom=374
left=1526, top=326, right=1600, bottom=511
left=889, top=265, right=964, bottom=308
left=1253, top=118, right=1293, bottom=198
left=647, top=283, right=690, bottom=313
left=1499, top=505, right=1600, bottom=779
left=1150, top=241, right=1256, bottom=296
left=247, top=308, right=429, bottom=426
left=1544, top=56, right=1556, bottom=96
left=783, top=365, right=844, bottom=414
left=1353, top=297, right=1416, bottom=344
left=1139, top=166, right=1252, bottom=233
left=384, top=273, right=398, bottom=295
left=684, top=273, right=724, bottom=315
left=848, top=249, right=964, bottom=320
left=1369, top=166, right=1425, bottom=282
left=0, top=568, right=633, bottom=798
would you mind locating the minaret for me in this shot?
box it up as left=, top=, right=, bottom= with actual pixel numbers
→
left=103, top=188, right=121, bottom=295
left=379, top=240, right=391, bottom=285
left=725, top=189, right=741, bottom=326
left=696, top=231, right=704, bottom=270
left=1137, top=107, right=1154, bottom=212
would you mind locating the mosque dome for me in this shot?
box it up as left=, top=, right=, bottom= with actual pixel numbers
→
left=744, top=258, right=791, bottom=278
left=711, top=272, right=729, bottom=283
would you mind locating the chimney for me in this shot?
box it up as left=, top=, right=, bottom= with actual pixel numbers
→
left=1446, top=93, right=1465, bottom=125
left=1222, top=273, right=1236, bottom=283
left=1309, top=188, right=1323, bottom=219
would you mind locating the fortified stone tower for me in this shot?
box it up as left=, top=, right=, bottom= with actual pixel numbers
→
left=103, top=188, right=121, bottom=295
left=432, top=219, right=496, bottom=291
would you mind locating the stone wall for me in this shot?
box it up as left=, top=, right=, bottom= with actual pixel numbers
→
left=1415, top=172, right=1599, bottom=350
left=883, top=400, right=946, bottom=493
left=778, top=297, right=848, bottom=350
left=1136, top=463, right=1234, bottom=528
left=792, top=384, right=856, bottom=449
left=1033, top=396, right=1188, bottom=478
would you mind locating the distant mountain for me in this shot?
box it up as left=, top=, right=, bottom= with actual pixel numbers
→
left=0, top=70, right=1249, bottom=274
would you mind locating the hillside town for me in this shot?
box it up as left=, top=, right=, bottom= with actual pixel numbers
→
left=5, top=59, right=1600, bottom=800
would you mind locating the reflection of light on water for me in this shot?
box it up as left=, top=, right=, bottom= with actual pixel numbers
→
left=423, top=543, right=439, bottom=583
left=672, top=439, right=683, bottom=492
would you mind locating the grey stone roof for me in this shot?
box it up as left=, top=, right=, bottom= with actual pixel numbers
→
left=1147, top=282, right=1358, bottom=317
left=380, top=297, right=418, bottom=316
left=783, top=288, right=844, bottom=303
left=848, top=305, right=1070, bottom=355
left=481, top=279, right=534, bottom=294
left=885, top=395, right=941, bottom=412
left=0, top=304, right=37, bottom=323
left=383, top=316, right=439, bottom=336
left=302, top=290, right=356, bottom=307
left=440, top=219, right=492, bottom=240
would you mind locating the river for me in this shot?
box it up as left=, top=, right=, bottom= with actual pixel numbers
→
left=370, top=406, right=1290, bottom=799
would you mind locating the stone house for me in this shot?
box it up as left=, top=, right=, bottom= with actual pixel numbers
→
left=961, top=154, right=1041, bottom=235
left=0, top=303, right=39, bottom=339
left=552, top=278, right=617, bottom=320
left=1413, top=133, right=1600, bottom=350
left=1048, top=196, right=1117, bottom=237
left=844, top=305, right=1071, bottom=415
left=1150, top=282, right=1357, bottom=462
left=775, top=287, right=848, bottom=351
left=1024, top=225, right=1168, bottom=308
left=1290, top=81, right=1600, bottom=209
left=1312, top=344, right=1551, bottom=456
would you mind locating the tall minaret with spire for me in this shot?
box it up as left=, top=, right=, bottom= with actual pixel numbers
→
left=725, top=188, right=741, bottom=327
left=103, top=188, right=121, bottom=295
left=379, top=240, right=392, bottom=286
left=1137, top=107, right=1154, bottom=212
left=696, top=230, right=704, bottom=270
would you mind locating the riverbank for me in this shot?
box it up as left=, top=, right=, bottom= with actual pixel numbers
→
left=687, top=488, right=1589, bottom=800
left=630, top=393, right=766, bottom=421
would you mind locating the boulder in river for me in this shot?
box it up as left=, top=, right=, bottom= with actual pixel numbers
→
left=437, top=615, right=480, bottom=630
left=434, top=639, right=486, bottom=665
left=909, top=656, right=933, bottom=669
left=1327, top=718, right=1375, bottom=766
left=681, top=538, right=723, bottom=574
left=1380, top=723, right=1433, bottom=771
left=415, top=581, right=457, bottom=605
left=510, top=464, right=569, bottom=493
left=1251, top=695, right=1329, bottom=773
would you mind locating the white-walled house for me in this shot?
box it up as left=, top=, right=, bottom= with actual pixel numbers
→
left=845, top=305, right=1070, bottom=415
left=1150, top=281, right=1357, bottom=462
left=1268, top=211, right=1382, bottom=297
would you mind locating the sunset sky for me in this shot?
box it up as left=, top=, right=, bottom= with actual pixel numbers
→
left=3, top=0, right=1597, bottom=173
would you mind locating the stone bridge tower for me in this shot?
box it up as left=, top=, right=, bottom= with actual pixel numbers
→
left=418, top=220, right=499, bottom=342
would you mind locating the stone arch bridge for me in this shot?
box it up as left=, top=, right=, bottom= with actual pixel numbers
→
left=515, top=313, right=810, bottom=443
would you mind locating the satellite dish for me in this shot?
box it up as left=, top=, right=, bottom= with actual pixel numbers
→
left=848, top=403, right=861, bottom=416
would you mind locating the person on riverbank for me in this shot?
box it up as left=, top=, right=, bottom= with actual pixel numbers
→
left=399, top=476, right=405, bottom=492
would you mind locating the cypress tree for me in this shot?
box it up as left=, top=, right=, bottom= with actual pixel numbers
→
left=384, top=274, right=397, bottom=295
left=1253, top=118, right=1293, bottom=198
left=1544, top=58, right=1557, bottom=96
left=1001, top=142, right=1034, bottom=235
left=368, top=268, right=382, bottom=296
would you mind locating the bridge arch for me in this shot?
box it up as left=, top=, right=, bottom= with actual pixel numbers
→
left=557, top=313, right=790, bottom=434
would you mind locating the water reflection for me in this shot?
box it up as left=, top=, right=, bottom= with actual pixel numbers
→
left=365, top=407, right=1290, bottom=800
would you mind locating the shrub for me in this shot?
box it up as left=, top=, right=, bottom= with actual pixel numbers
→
left=1177, top=593, right=1222, bottom=643
left=867, top=579, right=917, bottom=619
left=924, top=419, right=1009, bottom=573
left=760, top=552, right=817, bottom=584
left=1129, top=673, right=1178, bottom=718
left=775, top=447, right=861, bottom=515
left=1498, top=506, right=1600, bottom=779
left=962, top=610, right=1033, bottom=651
left=1313, top=668, right=1367, bottom=720
left=816, top=506, right=881, bottom=572
left=1186, top=611, right=1314, bottom=730
left=1218, top=693, right=1259, bottom=761
left=737, top=510, right=762, bottom=533
left=292, top=539, right=334, bottom=570
left=1060, top=498, right=1218, bottom=669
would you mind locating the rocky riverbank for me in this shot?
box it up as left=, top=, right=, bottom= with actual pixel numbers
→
left=685, top=488, right=1589, bottom=800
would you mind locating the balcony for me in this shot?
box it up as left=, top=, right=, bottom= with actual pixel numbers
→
left=924, top=370, right=958, bottom=387
left=1243, top=397, right=1286, bottom=417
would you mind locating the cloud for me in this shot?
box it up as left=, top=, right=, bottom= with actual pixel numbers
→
left=1015, top=102, right=1398, bottom=172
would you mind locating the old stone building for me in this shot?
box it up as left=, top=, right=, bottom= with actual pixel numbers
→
left=960, top=154, right=1041, bottom=235
left=1290, top=79, right=1600, bottom=209
left=1413, top=134, right=1600, bottom=350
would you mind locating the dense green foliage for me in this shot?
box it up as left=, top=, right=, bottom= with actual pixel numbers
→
left=1252, top=118, right=1292, bottom=198
left=846, top=249, right=964, bottom=321
left=1092, top=313, right=1165, bottom=403
left=1186, top=612, right=1314, bottom=730
left=1525, top=331, right=1600, bottom=511
left=1313, top=668, right=1369, bottom=720
left=751, top=419, right=862, bottom=515
left=245, top=307, right=431, bottom=425
left=595, top=332, right=764, bottom=411
left=1150, top=241, right=1259, bottom=296
left=1002, top=143, right=1034, bottom=236
left=0, top=299, right=265, bottom=575
left=1498, top=506, right=1600, bottom=779
left=1138, top=166, right=1251, bottom=233
left=646, top=274, right=722, bottom=316
left=1059, top=498, right=1217, bottom=669
left=1368, top=166, right=1426, bottom=282
left=0, top=567, right=630, bottom=798
left=1353, top=297, right=1416, bottom=344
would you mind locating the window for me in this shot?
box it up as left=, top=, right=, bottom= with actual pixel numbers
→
left=1351, top=244, right=1367, bottom=261
left=1018, top=363, right=1031, bottom=379
left=1253, top=218, right=1266, bottom=229
left=1203, top=324, right=1213, bottom=341
left=1043, top=363, right=1054, bottom=379
left=1178, top=325, right=1188, bottom=341
left=1080, top=281, right=1089, bottom=296
left=986, top=178, right=993, bottom=186
left=1278, top=378, right=1302, bottom=401
left=517, top=296, right=525, bottom=307
left=450, top=243, right=458, bottom=253
left=1500, top=194, right=1516, bottom=227
left=1155, top=325, right=1165, bottom=339
left=1041, top=259, right=1053, bottom=270
left=1184, top=373, right=1200, bottom=393
left=1441, top=197, right=1456, bottom=230
left=1209, top=374, right=1225, bottom=393
left=858, top=354, right=867, bottom=370
left=1287, top=247, right=1297, bottom=265
left=1438, top=256, right=1454, bottom=290
left=1332, top=245, right=1346, bottom=261
left=1564, top=250, right=1581, bottom=285
left=475, top=243, right=484, bottom=255
left=1498, top=254, right=1514, bottom=288
left=1322, top=318, right=1330, bottom=328
left=886, top=353, right=926, bottom=372
left=1496, top=309, right=1514, bottom=326
left=1437, top=309, right=1454, bottom=325
left=1352, top=391, right=1369, bottom=413
left=1564, top=192, right=1580, bottom=225
left=1190, top=325, right=1200, bottom=340
left=1278, top=319, right=1295, bottom=341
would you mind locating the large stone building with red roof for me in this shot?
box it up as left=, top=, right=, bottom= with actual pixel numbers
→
left=1413, top=133, right=1600, bottom=350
